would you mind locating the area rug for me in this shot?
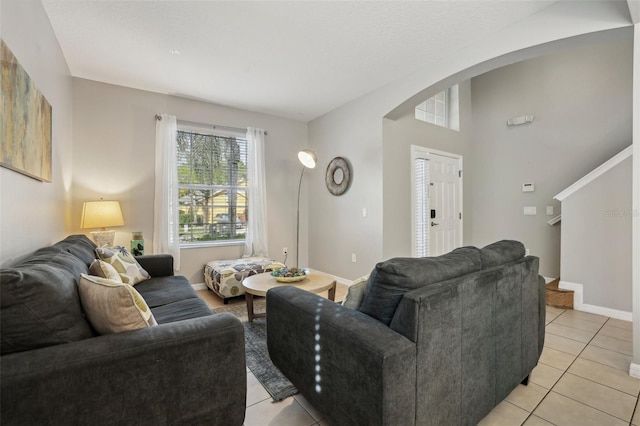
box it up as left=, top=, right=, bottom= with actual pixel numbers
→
left=213, top=300, right=299, bottom=402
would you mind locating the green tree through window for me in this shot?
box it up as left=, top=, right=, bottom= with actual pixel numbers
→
left=177, top=129, right=248, bottom=244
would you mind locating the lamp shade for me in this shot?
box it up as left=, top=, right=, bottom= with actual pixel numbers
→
left=298, top=149, right=317, bottom=169
left=81, top=200, right=124, bottom=229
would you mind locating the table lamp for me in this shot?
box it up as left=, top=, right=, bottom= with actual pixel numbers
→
left=296, top=149, right=317, bottom=268
left=81, top=200, right=124, bottom=247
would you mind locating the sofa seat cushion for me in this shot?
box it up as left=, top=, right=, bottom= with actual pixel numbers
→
left=134, top=276, right=200, bottom=308
left=0, top=251, right=95, bottom=355
left=151, top=299, right=213, bottom=324
left=480, top=240, right=526, bottom=269
left=358, top=247, right=482, bottom=325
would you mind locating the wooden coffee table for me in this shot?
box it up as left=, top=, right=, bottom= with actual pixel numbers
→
left=242, top=270, right=337, bottom=322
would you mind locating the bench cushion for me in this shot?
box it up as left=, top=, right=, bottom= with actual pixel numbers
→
left=204, top=257, right=284, bottom=299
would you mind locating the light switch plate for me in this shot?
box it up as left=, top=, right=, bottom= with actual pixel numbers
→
left=546, top=206, right=554, bottom=215
left=524, top=206, right=537, bottom=215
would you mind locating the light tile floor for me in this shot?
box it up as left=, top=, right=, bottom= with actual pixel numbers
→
left=199, top=289, right=640, bottom=426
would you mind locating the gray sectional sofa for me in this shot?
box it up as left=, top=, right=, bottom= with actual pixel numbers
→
left=267, top=240, right=545, bottom=426
left=1, top=235, right=246, bottom=425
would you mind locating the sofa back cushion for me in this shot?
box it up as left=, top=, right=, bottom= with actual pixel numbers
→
left=358, top=247, right=482, bottom=325
left=480, top=240, right=525, bottom=269
left=1, top=249, right=95, bottom=356
left=51, top=234, right=97, bottom=266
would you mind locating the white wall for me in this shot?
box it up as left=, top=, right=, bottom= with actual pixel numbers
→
left=72, top=79, right=307, bottom=283
left=0, top=0, right=73, bottom=267
left=560, top=157, right=632, bottom=312
left=469, top=37, right=633, bottom=278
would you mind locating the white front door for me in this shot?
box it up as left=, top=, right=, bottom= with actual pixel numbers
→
left=428, top=152, right=462, bottom=256
left=411, top=146, right=463, bottom=257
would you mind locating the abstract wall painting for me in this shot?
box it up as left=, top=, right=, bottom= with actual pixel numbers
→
left=1, top=39, right=52, bottom=182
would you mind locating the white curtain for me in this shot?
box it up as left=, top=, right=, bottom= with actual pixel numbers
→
left=153, top=114, right=181, bottom=270
left=244, top=127, right=268, bottom=257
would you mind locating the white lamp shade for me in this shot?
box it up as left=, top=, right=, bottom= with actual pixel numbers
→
left=298, top=149, right=317, bottom=169
left=81, top=200, right=124, bottom=229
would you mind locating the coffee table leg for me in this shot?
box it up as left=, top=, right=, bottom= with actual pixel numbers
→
left=245, top=292, right=254, bottom=322
left=328, top=280, right=336, bottom=301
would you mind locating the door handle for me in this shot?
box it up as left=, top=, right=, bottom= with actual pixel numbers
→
left=431, top=221, right=439, bottom=227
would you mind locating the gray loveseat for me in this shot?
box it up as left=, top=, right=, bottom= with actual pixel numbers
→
left=267, top=240, right=545, bottom=426
left=1, top=235, right=246, bottom=425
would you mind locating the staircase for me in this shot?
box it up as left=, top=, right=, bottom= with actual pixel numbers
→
left=545, top=278, right=573, bottom=309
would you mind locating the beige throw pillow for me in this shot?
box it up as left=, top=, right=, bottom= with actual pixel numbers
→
left=95, top=246, right=150, bottom=285
left=89, top=259, right=122, bottom=282
left=342, top=274, right=369, bottom=309
left=78, top=274, right=157, bottom=334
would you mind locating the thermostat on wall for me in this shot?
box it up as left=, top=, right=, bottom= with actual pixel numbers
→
left=522, top=183, right=535, bottom=193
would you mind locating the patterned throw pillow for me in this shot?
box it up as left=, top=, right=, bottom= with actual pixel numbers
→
left=342, top=274, right=369, bottom=309
left=77, top=274, right=157, bottom=334
left=95, top=246, right=150, bottom=285
left=89, top=259, right=122, bottom=282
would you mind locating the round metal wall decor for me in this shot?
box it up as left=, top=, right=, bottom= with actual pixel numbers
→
left=325, top=157, right=351, bottom=196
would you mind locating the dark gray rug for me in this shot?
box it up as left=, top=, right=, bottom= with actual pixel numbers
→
left=213, top=300, right=298, bottom=402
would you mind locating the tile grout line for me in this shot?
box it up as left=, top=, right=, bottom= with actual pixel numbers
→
left=522, top=310, right=620, bottom=425
left=555, top=316, right=639, bottom=423
left=520, top=307, right=569, bottom=425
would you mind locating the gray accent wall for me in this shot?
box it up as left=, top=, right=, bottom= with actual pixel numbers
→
left=382, top=80, right=474, bottom=259
left=561, top=156, right=632, bottom=312
left=469, top=37, right=633, bottom=277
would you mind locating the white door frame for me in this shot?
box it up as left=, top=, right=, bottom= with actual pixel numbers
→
left=411, top=145, right=463, bottom=257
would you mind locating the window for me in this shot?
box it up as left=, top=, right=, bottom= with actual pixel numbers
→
left=413, top=156, right=429, bottom=257
left=176, top=128, right=248, bottom=245
left=415, top=84, right=460, bottom=131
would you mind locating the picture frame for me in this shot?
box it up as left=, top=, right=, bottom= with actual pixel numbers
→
left=1, top=39, right=52, bottom=182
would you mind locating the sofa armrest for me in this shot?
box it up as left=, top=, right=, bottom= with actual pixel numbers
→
left=136, top=254, right=174, bottom=277
left=1, top=313, right=246, bottom=426
left=267, top=286, right=416, bottom=426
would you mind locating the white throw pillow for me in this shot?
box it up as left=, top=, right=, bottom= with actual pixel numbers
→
left=342, top=275, right=369, bottom=309
left=78, top=274, right=157, bottom=334
left=95, top=246, right=150, bottom=285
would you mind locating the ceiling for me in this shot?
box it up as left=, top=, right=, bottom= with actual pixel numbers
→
left=42, top=0, right=561, bottom=122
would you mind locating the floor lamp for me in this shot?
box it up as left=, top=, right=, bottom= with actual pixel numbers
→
left=296, top=149, right=317, bottom=269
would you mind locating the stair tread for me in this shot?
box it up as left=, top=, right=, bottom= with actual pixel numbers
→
left=545, top=278, right=573, bottom=309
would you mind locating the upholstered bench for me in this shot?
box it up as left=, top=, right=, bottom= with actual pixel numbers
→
left=204, top=257, right=284, bottom=303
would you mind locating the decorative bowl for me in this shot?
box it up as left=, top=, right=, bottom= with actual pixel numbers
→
left=271, top=268, right=307, bottom=283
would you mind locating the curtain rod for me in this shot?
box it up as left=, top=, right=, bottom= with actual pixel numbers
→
left=154, top=115, right=267, bottom=135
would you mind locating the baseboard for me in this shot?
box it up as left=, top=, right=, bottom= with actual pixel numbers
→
left=306, top=268, right=352, bottom=286
left=579, top=304, right=632, bottom=322
left=559, top=280, right=632, bottom=321
left=330, top=273, right=353, bottom=286
left=543, top=276, right=558, bottom=284
left=629, top=363, right=640, bottom=379
left=558, top=281, right=583, bottom=306
left=191, top=283, right=207, bottom=291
